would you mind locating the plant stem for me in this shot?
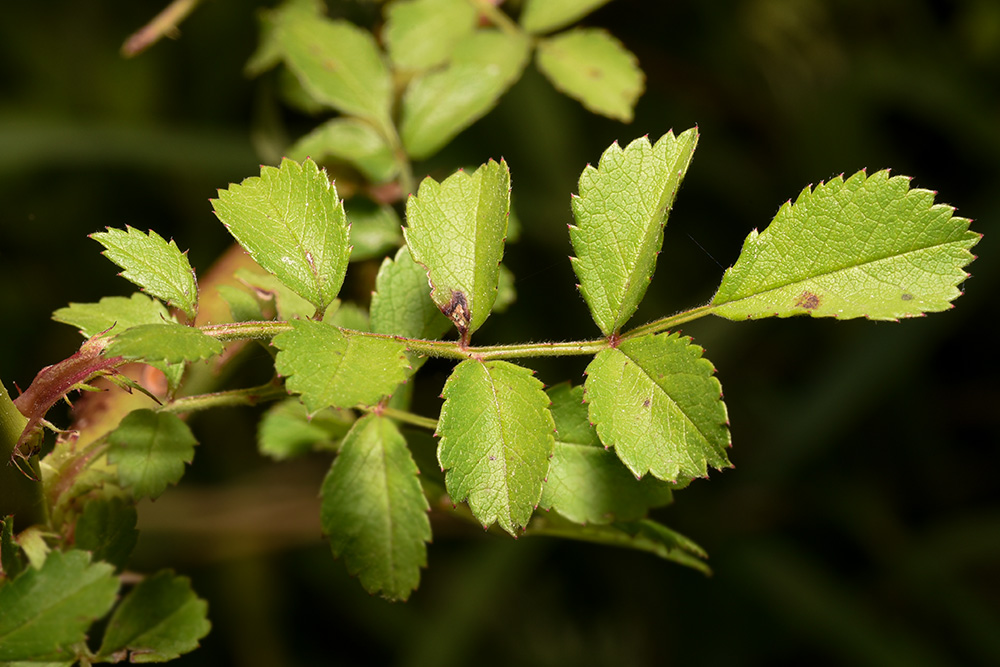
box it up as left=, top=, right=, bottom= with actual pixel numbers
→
left=469, top=0, right=521, bottom=37
left=159, top=382, right=289, bottom=415
left=121, top=0, right=202, bottom=57
left=0, top=379, right=47, bottom=530
left=201, top=320, right=293, bottom=342
left=369, top=406, right=438, bottom=431
left=620, top=304, right=717, bottom=340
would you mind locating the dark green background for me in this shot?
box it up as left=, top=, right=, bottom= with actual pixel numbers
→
left=2, top=1, right=998, bottom=665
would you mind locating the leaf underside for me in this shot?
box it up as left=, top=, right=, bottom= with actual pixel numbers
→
left=584, top=332, right=730, bottom=482
left=321, top=414, right=431, bottom=601
left=712, top=169, right=980, bottom=320
left=437, top=359, right=555, bottom=535
left=570, top=128, right=699, bottom=335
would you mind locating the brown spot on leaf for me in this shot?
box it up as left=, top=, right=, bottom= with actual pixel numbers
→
left=442, top=290, right=471, bottom=338
left=642, top=399, right=651, bottom=408
left=901, top=293, right=913, bottom=301
left=794, top=291, right=821, bottom=310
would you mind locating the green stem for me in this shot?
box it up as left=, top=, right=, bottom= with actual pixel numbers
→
left=200, top=320, right=293, bottom=342
left=0, top=379, right=47, bottom=530
left=159, top=382, right=289, bottom=415
left=620, top=304, right=717, bottom=340
left=370, top=406, right=438, bottom=431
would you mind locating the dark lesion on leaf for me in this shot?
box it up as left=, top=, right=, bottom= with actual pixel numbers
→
left=442, top=290, right=471, bottom=343
left=794, top=291, right=821, bottom=310
left=901, top=293, right=914, bottom=301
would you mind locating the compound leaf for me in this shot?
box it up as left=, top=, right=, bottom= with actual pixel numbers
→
left=96, top=571, right=210, bottom=663
left=712, top=170, right=981, bottom=320
left=570, top=128, right=698, bottom=335
left=539, top=384, right=674, bottom=524
left=287, top=118, right=400, bottom=184
left=107, top=410, right=197, bottom=500
left=74, top=497, right=139, bottom=572
left=320, top=415, right=431, bottom=601
left=109, top=323, right=223, bottom=365
left=270, top=4, right=392, bottom=125
left=403, top=159, right=510, bottom=339
left=91, top=227, right=198, bottom=319
left=536, top=28, right=643, bottom=122
left=384, top=0, right=478, bottom=71
left=53, top=293, right=173, bottom=338
left=520, top=0, right=613, bottom=33
left=584, top=332, right=730, bottom=482
left=273, top=320, right=410, bottom=412
left=0, top=550, right=119, bottom=663
left=212, top=158, right=350, bottom=315
left=401, top=30, right=530, bottom=159
left=437, top=359, right=555, bottom=535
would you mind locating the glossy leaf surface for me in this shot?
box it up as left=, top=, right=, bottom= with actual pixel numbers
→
left=570, top=128, right=698, bottom=335
left=437, top=359, right=554, bottom=535
left=321, top=415, right=431, bottom=600
left=712, top=170, right=980, bottom=320
left=585, top=332, right=730, bottom=481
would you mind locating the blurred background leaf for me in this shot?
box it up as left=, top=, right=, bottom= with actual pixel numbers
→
left=2, top=0, right=998, bottom=665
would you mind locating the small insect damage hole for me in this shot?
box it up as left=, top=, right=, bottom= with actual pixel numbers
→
left=794, top=291, right=822, bottom=310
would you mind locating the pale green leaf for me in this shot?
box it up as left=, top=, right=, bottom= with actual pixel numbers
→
left=437, top=359, right=555, bottom=535
left=74, top=497, right=139, bottom=572
left=271, top=5, right=392, bottom=125
left=107, top=410, right=198, bottom=500
left=109, top=323, right=224, bottom=364
left=401, top=30, right=530, bottom=159
left=570, top=128, right=698, bottom=335
left=0, top=550, right=119, bottom=662
left=345, top=199, right=404, bottom=261
left=287, top=118, right=400, bottom=184
left=539, top=384, right=673, bottom=524
left=212, top=158, right=350, bottom=314
left=711, top=170, right=981, bottom=320
left=234, top=269, right=318, bottom=321
left=493, top=264, right=517, bottom=313
left=584, top=332, right=730, bottom=481
left=536, top=28, right=643, bottom=122
left=52, top=293, right=174, bottom=338
left=527, top=514, right=710, bottom=574
left=383, top=0, right=478, bottom=71
left=96, top=571, right=210, bottom=663
left=403, top=159, right=510, bottom=338
left=370, top=246, right=452, bottom=341
left=258, top=399, right=354, bottom=460
left=273, top=320, right=410, bottom=412
left=321, top=414, right=431, bottom=600
left=325, top=302, right=370, bottom=331
left=520, top=0, right=613, bottom=33
left=216, top=285, right=265, bottom=322
left=91, top=227, right=198, bottom=319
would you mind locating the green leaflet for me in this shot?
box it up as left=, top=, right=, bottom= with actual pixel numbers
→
left=287, top=118, right=400, bottom=184
left=344, top=199, right=405, bottom=262
left=570, top=128, right=698, bottom=335
left=234, top=269, right=320, bottom=322
left=401, top=30, right=530, bottom=159
left=0, top=550, right=119, bottom=662
left=269, top=3, right=392, bottom=126
left=712, top=170, right=981, bottom=320
left=320, top=414, right=431, bottom=601
left=91, top=227, right=198, bottom=319
left=383, top=0, right=478, bottom=71
left=96, top=571, right=210, bottom=663
left=584, top=332, right=730, bottom=482
left=539, top=384, right=674, bottom=524
left=520, top=0, right=613, bottom=33
left=273, top=320, right=410, bottom=412
left=212, top=158, right=351, bottom=316
left=52, top=293, right=174, bottom=338
left=107, top=410, right=198, bottom=500
left=370, top=247, right=452, bottom=341
left=257, top=399, right=354, bottom=460
left=536, top=28, right=644, bottom=122
left=403, top=159, right=510, bottom=340
left=437, top=359, right=555, bottom=535
left=109, top=323, right=224, bottom=364
left=73, top=497, right=139, bottom=572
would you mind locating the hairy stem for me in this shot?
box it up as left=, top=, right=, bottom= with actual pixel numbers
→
left=159, top=382, right=289, bottom=415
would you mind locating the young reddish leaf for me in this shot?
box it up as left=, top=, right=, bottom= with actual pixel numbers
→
left=321, top=415, right=431, bottom=601
left=273, top=320, right=410, bottom=413
left=91, top=227, right=199, bottom=319
left=437, top=359, right=555, bottom=535
left=403, top=159, right=510, bottom=341
left=584, top=332, right=731, bottom=482
left=712, top=170, right=981, bottom=320
left=212, top=158, right=350, bottom=315
left=536, top=28, right=644, bottom=122
left=570, top=128, right=698, bottom=335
